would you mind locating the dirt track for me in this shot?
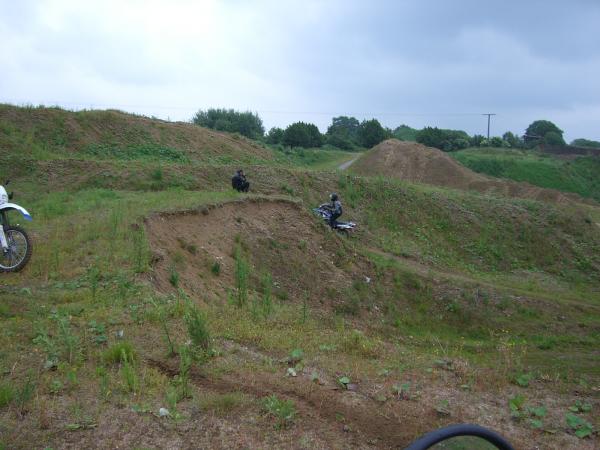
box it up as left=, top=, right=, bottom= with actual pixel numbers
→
left=147, top=353, right=425, bottom=449
left=145, top=197, right=369, bottom=306
left=351, top=139, right=585, bottom=204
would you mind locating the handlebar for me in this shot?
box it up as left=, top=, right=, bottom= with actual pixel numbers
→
left=405, top=424, right=515, bottom=450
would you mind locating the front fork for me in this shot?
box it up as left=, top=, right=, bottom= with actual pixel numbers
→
left=0, top=211, right=9, bottom=251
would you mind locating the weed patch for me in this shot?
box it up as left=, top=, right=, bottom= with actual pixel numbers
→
left=102, top=342, right=136, bottom=365
left=262, top=394, right=296, bottom=429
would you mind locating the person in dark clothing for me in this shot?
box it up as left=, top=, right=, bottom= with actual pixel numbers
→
left=326, top=192, right=342, bottom=228
left=231, top=169, right=250, bottom=192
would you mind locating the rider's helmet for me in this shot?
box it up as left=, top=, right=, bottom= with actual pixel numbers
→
left=330, top=192, right=338, bottom=201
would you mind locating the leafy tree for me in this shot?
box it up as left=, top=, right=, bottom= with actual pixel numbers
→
left=416, top=127, right=470, bottom=151
left=453, top=138, right=471, bottom=150
left=327, top=116, right=360, bottom=141
left=326, top=134, right=355, bottom=150
left=571, top=138, right=600, bottom=148
left=266, top=127, right=284, bottom=144
left=282, top=122, right=323, bottom=148
left=305, top=123, right=324, bottom=147
left=417, top=127, right=445, bottom=148
left=393, top=124, right=418, bottom=141
left=543, top=131, right=565, bottom=146
left=489, top=136, right=504, bottom=147
left=358, top=119, right=389, bottom=148
left=192, top=108, right=264, bottom=139
left=524, top=120, right=564, bottom=147
left=325, top=116, right=361, bottom=150
left=470, top=134, right=486, bottom=147
left=502, top=131, right=523, bottom=148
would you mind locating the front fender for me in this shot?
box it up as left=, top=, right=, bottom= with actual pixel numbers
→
left=0, top=203, right=32, bottom=221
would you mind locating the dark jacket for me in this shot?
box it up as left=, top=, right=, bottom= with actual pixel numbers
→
left=232, top=173, right=247, bottom=190
left=330, top=199, right=342, bottom=216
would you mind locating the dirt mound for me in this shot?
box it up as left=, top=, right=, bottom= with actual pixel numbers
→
left=145, top=198, right=370, bottom=308
left=352, top=139, right=582, bottom=204
left=0, top=104, right=273, bottom=164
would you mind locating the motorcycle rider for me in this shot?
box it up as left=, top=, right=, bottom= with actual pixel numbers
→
left=325, top=192, right=342, bottom=228
left=231, top=169, right=250, bottom=192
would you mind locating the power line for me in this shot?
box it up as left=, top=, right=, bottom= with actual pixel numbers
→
left=1, top=97, right=495, bottom=118
left=482, top=113, right=496, bottom=139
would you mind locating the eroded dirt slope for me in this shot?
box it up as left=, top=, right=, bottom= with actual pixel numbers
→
left=352, top=139, right=585, bottom=204
left=145, top=198, right=371, bottom=308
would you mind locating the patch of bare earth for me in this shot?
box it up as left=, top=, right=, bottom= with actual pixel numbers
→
left=145, top=198, right=371, bottom=309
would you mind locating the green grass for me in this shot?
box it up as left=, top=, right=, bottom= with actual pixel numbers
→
left=83, top=143, right=189, bottom=163
left=452, top=147, right=600, bottom=202
left=337, top=174, right=600, bottom=283
left=269, top=146, right=360, bottom=170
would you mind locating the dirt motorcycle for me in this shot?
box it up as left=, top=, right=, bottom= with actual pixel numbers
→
left=313, top=204, right=357, bottom=235
left=0, top=181, right=33, bottom=272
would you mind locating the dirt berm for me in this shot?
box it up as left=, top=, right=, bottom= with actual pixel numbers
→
left=351, top=139, right=583, bottom=204
left=145, top=198, right=372, bottom=307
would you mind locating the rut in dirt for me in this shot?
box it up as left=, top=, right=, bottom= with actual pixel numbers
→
left=147, top=356, right=428, bottom=449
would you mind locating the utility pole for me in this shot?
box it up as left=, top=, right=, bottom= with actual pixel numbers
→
left=482, top=113, right=496, bottom=139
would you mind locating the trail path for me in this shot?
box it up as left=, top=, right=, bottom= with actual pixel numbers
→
left=337, top=154, right=361, bottom=171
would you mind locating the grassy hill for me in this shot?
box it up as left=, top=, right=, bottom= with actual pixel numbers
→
left=452, top=147, right=600, bottom=202
left=0, top=105, right=599, bottom=449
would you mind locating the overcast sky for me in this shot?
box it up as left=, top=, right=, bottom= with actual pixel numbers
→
left=1, top=0, right=599, bottom=141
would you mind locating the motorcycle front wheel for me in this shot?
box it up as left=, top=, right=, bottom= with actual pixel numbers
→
left=0, top=226, right=32, bottom=272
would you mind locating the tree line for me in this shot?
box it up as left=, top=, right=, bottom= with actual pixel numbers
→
left=192, top=108, right=600, bottom=152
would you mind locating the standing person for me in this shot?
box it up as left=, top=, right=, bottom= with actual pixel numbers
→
left=326, top=192, right=342, bottom=228
left=231, top=169, right=250, bottom=192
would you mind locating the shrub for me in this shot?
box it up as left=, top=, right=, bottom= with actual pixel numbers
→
left=266, top=127, right=284, bottom=144
left=416, top=127, right=470, bottom=151
left=489, top=136, right=504, bottom=147
left=192, top=108, right=264, bottom=139
left=358, top=118, right=389, bottom=148
left=282, top=122, right=323, bottom=148
left=262, top=394, right=296, bottom=428
left=103, top=342, right=136, bottom=365
left=393, top=124, right=418, bottom=141
left=184, top=302, right=211, bottom=352
left=571, top=138, right=600, bottom=148
left=342, top=329, right=379, bottom=358
left=0, top=383, right=15, bottom=407
left=326, top=133, right=355, bottom=150
left=169, top=266, right=179, bottom=287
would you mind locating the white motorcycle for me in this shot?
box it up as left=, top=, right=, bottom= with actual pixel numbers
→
left=0, top=181, right=32, bottom=272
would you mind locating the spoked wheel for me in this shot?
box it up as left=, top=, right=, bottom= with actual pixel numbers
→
left=0, top=226, right=32, bottom=272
